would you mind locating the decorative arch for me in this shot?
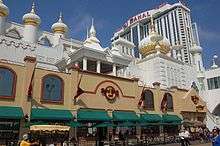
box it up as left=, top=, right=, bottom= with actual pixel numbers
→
left=41, top=74, right=64, bottom=103
left=5, top=28, right=22, bottom=39
left=0, top=66, right=17, bottom=99
left=38, top=36, right=52, bottom=47
left=92, top=80, right=135, bottom=98
left=142, top=90, right=154, bottom=110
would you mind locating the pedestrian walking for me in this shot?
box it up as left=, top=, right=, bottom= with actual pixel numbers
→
left=212, top=128, right=220, bottom=146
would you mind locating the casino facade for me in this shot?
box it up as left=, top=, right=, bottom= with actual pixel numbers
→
left=0, top=0, right=218, bottom=145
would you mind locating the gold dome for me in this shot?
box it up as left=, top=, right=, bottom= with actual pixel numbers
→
left=51, top=13, right=68, bottom=34
left=0, top=0, right=9, bottom=17
left=139, top=32, right=170, bottom=57
left=23, top=2, right=41, bottom=26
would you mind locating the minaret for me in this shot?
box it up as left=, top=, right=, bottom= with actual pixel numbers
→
left=211, top=55, right=219, bottom=69
left=51, top=12, right=68, bottom=46
left=84, top=18, right=103, bottom=50
left=22, top=2, right=41, bottom=43
left=189, top=42, right=204, bottom=72
left=0, top=0, right=9, bottom=35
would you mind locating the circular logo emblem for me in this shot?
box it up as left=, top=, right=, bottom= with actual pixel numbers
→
left=101, top=86, right=119, bottom=101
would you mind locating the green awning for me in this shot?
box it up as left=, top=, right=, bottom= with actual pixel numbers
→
left=0, top=106, right=23, bottom=119
left=67, top=121, right=82, bottom=128
left=31, top=108, right=73, bottom=121
left=93, top=122, right=116, bottom=128
left=113, top=111, right=139, bottom=122
left=140, top=114, right=162, bottom=123
left=77, top=109, right=111, bottom=121
left=162, top=114, right=182, bottom=124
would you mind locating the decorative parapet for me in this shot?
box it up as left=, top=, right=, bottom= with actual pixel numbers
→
left=0, top=36, right=37, bottom=51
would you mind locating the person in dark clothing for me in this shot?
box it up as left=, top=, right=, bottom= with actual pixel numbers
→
left=212, top=128, right=220, bottom=146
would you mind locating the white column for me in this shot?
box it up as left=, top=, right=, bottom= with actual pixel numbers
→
left=83, top=57, right=87, bottom=71
left=113, top=64, right=117, bottom=76
left=23, top=25, right=38, bottom=43
left=96, top=60, right=101, bottom=73
left=123, top=68, right=127, bottom=78
left=0, top=17, right=6, bottom=35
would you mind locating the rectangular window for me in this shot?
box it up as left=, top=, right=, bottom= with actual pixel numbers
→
left=171, top=12, right=177, bottom=44
left=167, top=15, right=172, bottom=44
left=159, top=18, right=163, bottom=36
left=174, top=10, right=180, bottom=43
left=214, top=77, right=219, bottom=89
left=132, top=26, right=139, bottom=58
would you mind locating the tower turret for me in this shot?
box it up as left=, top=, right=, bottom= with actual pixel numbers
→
left=51, top=12, right=68, bottom=46
left=22, top=2, right=41, bottom=43
left=0, top=0, right=9, bottom=34
left=189, top=42, right=204, bottom=72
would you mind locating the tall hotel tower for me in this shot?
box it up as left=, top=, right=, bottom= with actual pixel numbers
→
left=112, top=2, right=196, bottom=64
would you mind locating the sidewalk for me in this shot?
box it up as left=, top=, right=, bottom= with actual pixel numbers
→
left=155, top=142, right=211, bottom=146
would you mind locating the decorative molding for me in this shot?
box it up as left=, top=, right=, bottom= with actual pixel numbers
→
left=24, top=56, right=36, bottom=63
left=153, top=81, right=161, bottom=87
left=84, top=80, right=135, bottom=99
left=0, top=37, right=36, bottom=51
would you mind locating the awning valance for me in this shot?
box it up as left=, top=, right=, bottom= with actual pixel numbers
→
left=162, top=114, right=182, bottom=124
left=0, top=106, right=23, bottom=119
left=113, top=111, right=139, bottom=122
left=77, top=109, right=111, bottom=121
left=31, top=108, right=73, bottom=121
left=30, top=125, right=70, bottom=131
left=140, top=114, right=162, bottom=123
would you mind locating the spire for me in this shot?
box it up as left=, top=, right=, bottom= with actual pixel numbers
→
left=150, top=14, right=155, bottom=33
left=31, top=2, right=36, bottom=14
left=58, top=12, right=63, bottom=23
left=86, top=27, right=89, bottom=39
left=211, top=55, right=219, bottom=69
left=89, top=18, right=96, bottom=37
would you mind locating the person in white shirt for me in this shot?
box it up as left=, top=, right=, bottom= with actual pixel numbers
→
left=179, top=128, right=190, bottom=146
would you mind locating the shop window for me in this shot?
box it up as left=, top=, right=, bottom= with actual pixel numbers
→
left=143, top=90, right=154, bottom=110
left=0, top=67, right=16, bottom=98
left=41, top=75, right=63, bottom=103
left=166, top=93, right=174, bottom=111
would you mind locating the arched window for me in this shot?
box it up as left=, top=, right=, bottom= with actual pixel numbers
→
left=143, top=90, right=154, bottom=110
left=166, top=93, right=173, bottom=111
left=5, top=28, right=22, bottom=39
left=41, top=75, right=63, bottom=103
left=0, top=66, right=16, bottom=98
left=39, top=36, right=52, bottom=47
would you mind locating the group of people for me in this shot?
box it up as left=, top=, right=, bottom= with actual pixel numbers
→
left=178, top=126, right=220, bottom=146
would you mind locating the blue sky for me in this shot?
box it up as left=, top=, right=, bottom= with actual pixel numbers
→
left=5, top=0, right=220, bottom=68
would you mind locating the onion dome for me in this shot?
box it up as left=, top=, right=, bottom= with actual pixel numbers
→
left=51, top=12, right=68, bottom=34
left=189, top=42, right=202, bottom=54
left=23, top=2, right=41, bottom=26
left=139, top=15, right=170, bottom=57
left=139, top=31, right=170, bottom=57
left=0, top=0, right=9, bottom=17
